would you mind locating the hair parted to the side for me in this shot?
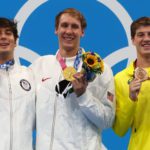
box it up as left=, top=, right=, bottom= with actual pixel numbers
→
left=55, top=8, right=87, bottom=30
left=131, top=17, right=150, bottom=39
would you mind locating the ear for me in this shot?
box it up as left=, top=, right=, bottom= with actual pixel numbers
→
left=131, top=37, right=135, bottom=46
left=14, top=40, right=17, bottom=47
left=55, top=29, right=58, bottom=35
left=14, top=39, right=17, bottom=47
left=81, top=30, right=84, bottom=37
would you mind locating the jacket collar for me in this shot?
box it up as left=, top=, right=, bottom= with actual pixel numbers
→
left=126, top=61, right=135, bottom=77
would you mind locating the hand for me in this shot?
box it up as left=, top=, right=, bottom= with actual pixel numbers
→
left=71, top=72, right=88, bottom=97
left=129, top=78, right=141, bottom=101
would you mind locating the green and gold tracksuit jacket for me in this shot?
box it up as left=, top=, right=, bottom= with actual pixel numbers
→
left=113, top=62, right=150, bottom=150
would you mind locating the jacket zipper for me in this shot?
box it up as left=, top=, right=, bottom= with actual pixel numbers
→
left=49, top=96, right=57, bottom=150
left=7, top=69, right=13, bottom=150
left=49, top=73, right=62, bottom=150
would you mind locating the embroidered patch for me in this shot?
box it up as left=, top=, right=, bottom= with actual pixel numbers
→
left=107, top=91, right=114, bottom=102
left=20, top=79, right=31, bottom=91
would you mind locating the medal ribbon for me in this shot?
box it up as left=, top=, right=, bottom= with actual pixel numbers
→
left=56, top=47, right=82, bottom=71
left=56, top=48, right=82, bottom=98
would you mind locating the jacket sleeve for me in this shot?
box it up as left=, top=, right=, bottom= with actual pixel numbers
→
left=76, top=63, right=116, bottom=129
left=113, top=74, right=136, bottom=137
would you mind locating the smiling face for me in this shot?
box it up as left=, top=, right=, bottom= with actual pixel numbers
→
left=132, top=26, right=150, bottom=58
left=55, top=13, right=84, bottom=57
left=0, top=27, right=16, bottom=62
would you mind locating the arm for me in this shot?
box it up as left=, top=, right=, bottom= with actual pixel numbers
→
left=113, top=75, right=137, bottom=136
left=73, top=64, right=115, bottom=129
left=129, top=78, right=141, bottom=101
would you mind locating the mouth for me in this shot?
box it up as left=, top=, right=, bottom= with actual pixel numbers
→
left=141, top=43, right=150, bottom=49
left=0, top=42, right=10, bottom=48
left=63, top=35, right=74, bottom=42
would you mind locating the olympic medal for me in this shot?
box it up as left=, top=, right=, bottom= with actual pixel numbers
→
left=134, top=67, right=148, bottom=81
left=63, top=67, right=77, bottom=81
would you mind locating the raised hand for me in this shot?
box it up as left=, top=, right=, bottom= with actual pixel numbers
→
left=129, top=78, right=141, bottom=101
left=72, top=72, right=88, bottom=97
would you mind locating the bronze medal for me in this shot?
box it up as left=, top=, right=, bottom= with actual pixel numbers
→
left=134, top=67, right=148, bottom=81
left=63, top=67, right=77, bottom=81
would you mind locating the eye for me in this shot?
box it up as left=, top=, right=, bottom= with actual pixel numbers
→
left=6, top=30, right=13, bottom=35
left=136, top=33, right=144, bottom=37
left=71, top=24, right=79, bottom=29
left=61, top=23, right=68, bottom=28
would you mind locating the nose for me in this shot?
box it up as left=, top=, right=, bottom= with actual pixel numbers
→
left=65, top=26, right=73, bottom=34
left=0, top=32, right=7, bottom=39
left=143, top=33, right=150, bottom=41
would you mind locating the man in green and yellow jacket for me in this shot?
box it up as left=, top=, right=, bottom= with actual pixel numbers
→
left=113, top=17, right=150, bottom=150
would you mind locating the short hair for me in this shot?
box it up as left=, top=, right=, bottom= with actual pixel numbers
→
left=131, top=17, right=150, bottom=39
left=0, top=17, right=18, bottom=40
left=55, top=8, right=87, bottom=30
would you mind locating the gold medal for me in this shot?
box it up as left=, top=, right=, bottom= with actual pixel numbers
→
left=134, top=67, right=148, bottom=81
left=63, top=67, right=77, bottom=81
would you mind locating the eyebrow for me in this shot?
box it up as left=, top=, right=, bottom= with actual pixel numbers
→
left=136, top=31, right=150, bottom=34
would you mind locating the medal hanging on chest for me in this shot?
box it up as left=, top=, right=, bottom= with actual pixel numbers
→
left=55, top=48, right=82, bottom=98
left=134, top=67, right=149, bottom=81
left=63, top=66, right=77, bottom=81
left=133, top=60, right=150, bottom=82
left=56, top=48, right=82, bottom=81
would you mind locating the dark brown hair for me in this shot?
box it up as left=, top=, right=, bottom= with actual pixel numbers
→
left=131, top=17, right=150, bottom=39
left=0, top=17, right=18, bottom=40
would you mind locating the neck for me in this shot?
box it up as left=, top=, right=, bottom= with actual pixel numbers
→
left=136, top=57, right=150, bottom=68
left=0, top=53, right=13, bottom=64
left=59, top=48, right=78, bottom=58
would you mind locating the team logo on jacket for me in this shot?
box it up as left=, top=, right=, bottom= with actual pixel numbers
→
left=20, top=79, right=31, bottom=91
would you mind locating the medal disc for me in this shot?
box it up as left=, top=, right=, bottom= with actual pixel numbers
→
left=63, top=67, right=77, bottom=81
left=134, top=67, right=148, bottom=81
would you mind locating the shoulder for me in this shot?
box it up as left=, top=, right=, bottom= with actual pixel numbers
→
left=114, top=66, right=133, bottom=89
left=115, top=61, right=134, bottom=81
left=14, top=63, right=28, bottom=72
left=94, top=62, right=113, bottom=86
left=103, top=62, right=113, bottom=75
left=30, top=55, right=55, bottom=69
left=101, top=62, right=113, bottom=80
left=12, top=64, right=35, bottom=83
left=115, top=68, right=126, bottom=79
left=33, top=55, right=55, bottom=64
left=17, top=64, right=33, bottom=75
left=115, top=66, right=131, bottom=82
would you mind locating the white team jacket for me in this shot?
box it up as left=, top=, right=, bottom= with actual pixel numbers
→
left=0, top=63, right=36, bottom=150
left=31, top=54, right=115, bottom=150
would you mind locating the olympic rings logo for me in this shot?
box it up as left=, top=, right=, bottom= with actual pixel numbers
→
left=14, top=0, right=136, bottom=68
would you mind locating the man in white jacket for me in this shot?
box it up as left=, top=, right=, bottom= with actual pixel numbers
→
left=31, top=8, right=115, bottom=150
left=0, top=17, right=36, bottom=150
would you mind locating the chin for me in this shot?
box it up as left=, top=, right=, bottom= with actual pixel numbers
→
left=64, top=46, right=74, bottom=51
left=142, top=52, right=150, bottom=57
left=0, top=50, right=11, bottom=54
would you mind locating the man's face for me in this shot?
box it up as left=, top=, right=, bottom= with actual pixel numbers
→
left=132, top=26, right=150, bottom=57
left=55, top=13, right=84, bottom=53
left=0, top=27, right=16, bottom=55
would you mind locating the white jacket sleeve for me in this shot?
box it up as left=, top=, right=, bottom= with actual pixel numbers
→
left=76, top=63, right=115, bottom=129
